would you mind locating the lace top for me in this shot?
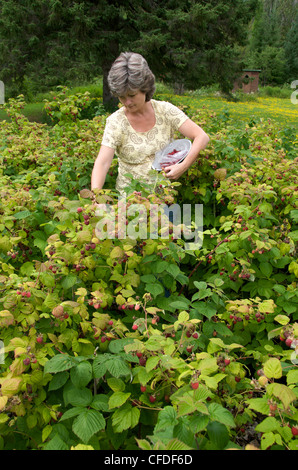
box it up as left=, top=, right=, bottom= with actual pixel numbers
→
left=101, top=99, right=189, bottom=193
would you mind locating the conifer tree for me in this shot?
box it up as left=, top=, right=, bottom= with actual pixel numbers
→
left=0, top=0, right=257, bottom=103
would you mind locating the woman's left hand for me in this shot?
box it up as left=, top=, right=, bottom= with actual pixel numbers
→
left=162, top=162, right=187, bottom=181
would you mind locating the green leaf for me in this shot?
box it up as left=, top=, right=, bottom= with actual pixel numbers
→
left=61, top=274, right=78, bottom=290
left=203, top=374, right=226, bottom=390
left=44, top=354, right=77, bottom=375
left=112, top=403, right=140, bottom=432
left=20, top=262, right=34, bottom=276
left=260, top=432, right=276, bottom=450
left=194, top=302, right=217, bottom=319
left=40, top=272, right=55, bottom=287
left=72, top=409, right=105, bottom=444
left=267, top=383, right=296, bottom=409
left=70, top=361, right=93, bottom=388
left=287, top=369, right=298, bottom=386
left=43, top=434, right=69, bottom=451
left=42, top=425, right=53, bottom=443
left=108, top=338, right=135, bottom=354
left=60, top=406, right=85, bottom=422
left=207, top=421, right=230, bottom=449
left=178, top=310, right=189, bottom=322
left=154, top=406, right=178, bottom=433
left=255, top=417, right=279, bottom=433
left=146, top=356, right=160, bottom=372
left=194, top=281, right=207, bottom=290
left=273, top=284, right=286, bottom=295
left=48, top=371, right=69, bottom=391
left=93, top=357, right=108, bottom=379
left=259, top=261, right=273, bottom=278
left=106, top=357, right=131, bottom=378
left=34, top=238, right=47, bottom=254
left=140, top=274, right=156, bottom=283
left=136, top=439, right=152, bottom=450
left=289, top=230, right=298, bottom=242
left=145, top=282, right=164, bottom=298
left=207, top=403, right=235, bottom=428
left=174, top=310, right=189, bottom=329
left=274, top=314, right=290, bottom=326
left=263, top=358, right=282, bottom=379
left=259, top=299, right=275, bottom=314
left=93, top=354, right=131, bottom=379
left=155, top=260, right=168, bottom=273
left=192, top=288, right=212, bottom=301
left=190, top=414, right=209, bottom=433
left=108, top=391, right=131, bottom=410
left=282, top=302, right=297, bottom=314
left=13, top=210, right=32, bottom=219
left=165, top=438, right=193, bottom=451
left=91, top=395, right=109, bottom=412
left=166, top=263, right=180, bottom=278
left=66, top=387, right=93, bottom=407
left=247, top=397, right=270, bottom=415
left=170, top=300, right=191, bottom=310
left=107, top=378, right=125, bottom=392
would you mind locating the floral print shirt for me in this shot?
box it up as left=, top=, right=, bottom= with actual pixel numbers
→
left=101, top=99, right=189, bottom=193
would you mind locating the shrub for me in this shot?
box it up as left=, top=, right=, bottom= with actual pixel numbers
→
left=0, top=89, right=297, bottom=450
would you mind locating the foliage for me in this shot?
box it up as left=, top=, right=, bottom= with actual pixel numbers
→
left=0, top=0, right=257, bottom=103
left=245, top=0, right=297, bottom=84
left=0, top=89, right=297, bottom=450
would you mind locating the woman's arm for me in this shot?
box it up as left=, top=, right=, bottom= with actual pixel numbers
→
left=91, top=145, right=115, bottom=190
left=163, top=119, right=210, bottom=181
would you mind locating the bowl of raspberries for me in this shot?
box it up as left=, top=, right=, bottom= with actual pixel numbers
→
left=152, top=139, right=191, bottom=171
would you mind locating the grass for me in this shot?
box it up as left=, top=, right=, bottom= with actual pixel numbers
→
left=156, top=91, right=297, bottom=129
left=0, top=81, right=297, bottom=129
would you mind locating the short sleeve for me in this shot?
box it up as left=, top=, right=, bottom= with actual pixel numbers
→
left=101, top=113, right=122, bottom=151
left=162, top=101, right=189, bottom=131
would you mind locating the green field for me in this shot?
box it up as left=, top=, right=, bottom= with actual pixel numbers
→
left=1, top=86, right=297, bottom=129
left=156, top=93, right=298, bottom=129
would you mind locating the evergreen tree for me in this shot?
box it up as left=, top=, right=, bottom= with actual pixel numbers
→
left=245, top=0, right=297, bottom=85
left=0, top=0, right=256, bottom=103
left=133, top=0, right=256, bottom=94
left=284, top=9, right=298, bottom=82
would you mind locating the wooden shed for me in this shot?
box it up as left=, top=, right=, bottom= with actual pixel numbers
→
left=233, top=69, right=261, bottom=93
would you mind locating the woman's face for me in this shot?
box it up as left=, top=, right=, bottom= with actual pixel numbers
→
left=118, top=90, right=147, bottom=112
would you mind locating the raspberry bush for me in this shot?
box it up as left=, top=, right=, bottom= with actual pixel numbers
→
left=0, top=90, right=297, bottom=450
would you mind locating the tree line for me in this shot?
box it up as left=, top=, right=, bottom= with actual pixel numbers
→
left=245, top=0, right=297, bottom=85
left=0, top=0, right=296, bottom=107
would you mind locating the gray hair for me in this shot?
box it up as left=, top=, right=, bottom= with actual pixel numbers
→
left=108, top=52, right=155, bottom=102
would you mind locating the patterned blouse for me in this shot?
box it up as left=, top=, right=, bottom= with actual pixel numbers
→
left=101, top=99, right=189, bottom=193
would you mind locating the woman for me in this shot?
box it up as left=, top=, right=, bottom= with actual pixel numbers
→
left=91, top=52, right=209, bottom=194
